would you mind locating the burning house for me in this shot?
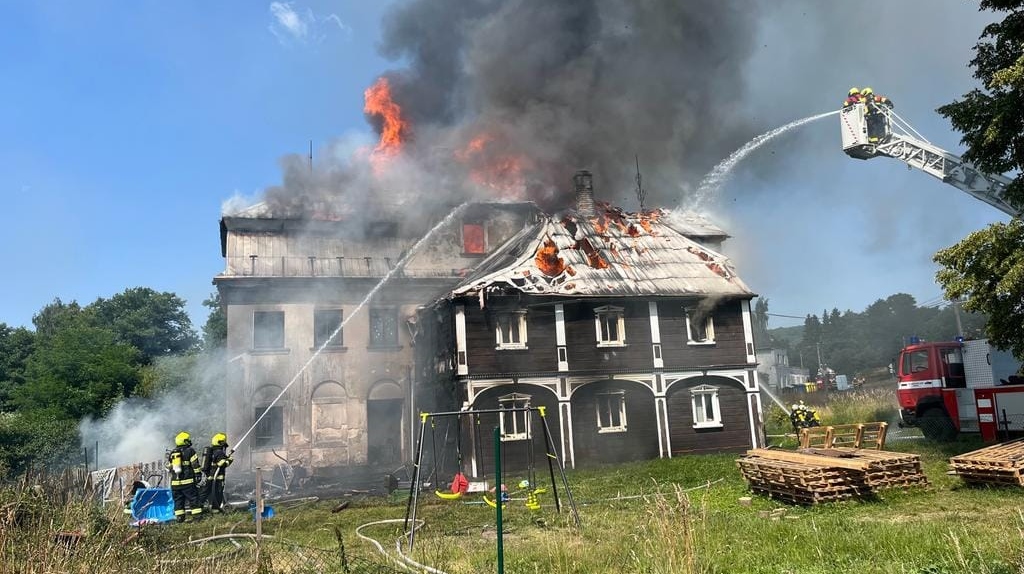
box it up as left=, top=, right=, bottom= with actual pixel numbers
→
left=214, top=201, right=541, bottom=476
left=415, top=171, right=764, bottom=473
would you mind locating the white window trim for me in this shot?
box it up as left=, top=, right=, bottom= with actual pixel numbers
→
left=594, top=305, right=626, bottom=347
left=690, top=384, right=723, bottom=429
left=495, top=309, right=529, bottom=350
left=498, top=393, right=531, bottom=441
left=685, top=308, right=716, bottom=346
left=596, top=391, right=627, bottom=433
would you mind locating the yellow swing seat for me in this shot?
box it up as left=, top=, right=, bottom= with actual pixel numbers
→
left=483, top=495, right=507, bottom=509
left=434, top=490, right=464, bottom=501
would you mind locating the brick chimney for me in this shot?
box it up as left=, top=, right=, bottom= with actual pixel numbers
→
left=573, top=170, right=595, bottom=217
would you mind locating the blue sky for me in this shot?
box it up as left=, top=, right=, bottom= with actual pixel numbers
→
left=0, top=1, right=1010, bottom=332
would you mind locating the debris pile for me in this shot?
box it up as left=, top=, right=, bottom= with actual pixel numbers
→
left=736, top=447, right=928, bottom=505
left=949, top=438, right=1024, bottom=486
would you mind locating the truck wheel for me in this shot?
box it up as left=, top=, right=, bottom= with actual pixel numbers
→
left=919, top=408, right=957, bottom=442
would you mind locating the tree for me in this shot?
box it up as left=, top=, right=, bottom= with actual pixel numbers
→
left=935, top=220, right=1024, bottom=358
left=0, top=324, right=35, bottom=412
left=202, top=291, right=227, bottom=351
left=935, top=1, right=1024, bottom=359
left=90, top=287, right=200, bottom=363
left=13, top=322, right=142, bottom=420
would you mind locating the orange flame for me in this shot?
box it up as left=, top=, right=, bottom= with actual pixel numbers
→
left=535, top=237, right=566, bottom=277
left=364, top=77, right=409, bottom=168
left=455, top=132, right=528, bottom=197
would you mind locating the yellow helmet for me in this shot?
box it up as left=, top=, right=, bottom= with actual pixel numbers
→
left=212, top=432, right=228, bottom=447
left=862, top=87, right=874, bottom=96
left=848, top=87, right=860, bottom=96
left=175, top=431, right=192, bottom=447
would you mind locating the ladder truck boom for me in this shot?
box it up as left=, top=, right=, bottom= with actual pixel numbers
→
left=840, top=103, right=1021, bottom=218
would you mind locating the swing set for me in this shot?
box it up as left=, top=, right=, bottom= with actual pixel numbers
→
left=403, top=406, right=581, bottom=550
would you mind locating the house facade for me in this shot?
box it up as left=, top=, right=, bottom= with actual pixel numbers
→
left=214, top=202, right=540, bottom=475
left=415, top=171, right=765, bottom=474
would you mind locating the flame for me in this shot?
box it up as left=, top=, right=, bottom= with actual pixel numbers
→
left=364, top=77, right=409, bottom=169
left=535, top=237, right=566, bottom=276
left=455, top=132, right=529, bottom=197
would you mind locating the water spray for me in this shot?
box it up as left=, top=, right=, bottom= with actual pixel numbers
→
left=228, top=202, right=472, bottom=457
left=682, top=110, right=840, bottom=210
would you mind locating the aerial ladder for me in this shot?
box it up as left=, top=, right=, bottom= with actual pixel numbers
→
left=840, top=102, right=1021, bottom=218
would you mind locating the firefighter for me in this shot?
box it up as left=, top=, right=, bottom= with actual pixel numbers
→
left=166, top=431, right=204, bottom=522
left=202, top=432, right=233, bottom=513
left=864, top=85, right=888, bottom=142
left=842, top=87, right=863, bottom=107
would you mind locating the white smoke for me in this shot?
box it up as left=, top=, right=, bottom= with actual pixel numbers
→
left=79, top=352, right=226, bottom=469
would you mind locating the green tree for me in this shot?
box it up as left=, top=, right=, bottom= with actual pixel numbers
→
left=90, top=287, right=200, bottom=363
left=935, top=1, right=1024, bottom=359
left=13, top=322, right=142, bottom=420
left=935, top=220, right=1024, bottom=358
left=202, top=291, right=227, bottom=351
left=0, top=324, right=35, bottom=412
left=32, top=298, right=88, bottom=340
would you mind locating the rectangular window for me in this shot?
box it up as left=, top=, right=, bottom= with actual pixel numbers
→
left=314, top=309, right=344, bottom=348
left=902, top=349, right=930, bottom=375
left=369, top=308, right=399, bottom=348
left=462, top=222, right=486, bottom=254
left=499, top=394, right=531, bottom=441
left=691, top=385, right=723, bottom=428
left=253, top=311, right=285, bottom=349
left=596, top=392, right=627, bottom=433
left=594, top=305, right=626, bottom=347
left=253, top=406, right=284, bottom=447
left=685, top=308, right=716, bottom=344
left=495, top=310, right=528, bottom=349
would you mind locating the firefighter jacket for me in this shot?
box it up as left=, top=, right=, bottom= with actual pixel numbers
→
left=166, top=446, right=201, bottom=488
left=202, top=445, right=233, bottom=481
left=843, top=94, right=865, bottom=107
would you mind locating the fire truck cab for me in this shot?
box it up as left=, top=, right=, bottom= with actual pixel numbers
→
left=897, top=339, right=1024, bottom=441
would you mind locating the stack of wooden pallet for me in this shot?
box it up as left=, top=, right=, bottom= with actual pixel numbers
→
left=737, top=447, right=928, bottom=505
left=949, top=439, right=1024, bottom=486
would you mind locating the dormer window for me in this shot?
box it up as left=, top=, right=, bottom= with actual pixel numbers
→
left=594, top=305, right=626, bottom=347
left=462, top=220, right=486, bottom=255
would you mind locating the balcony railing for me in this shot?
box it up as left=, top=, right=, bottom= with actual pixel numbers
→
left=221, top=256, right=469, bottom=279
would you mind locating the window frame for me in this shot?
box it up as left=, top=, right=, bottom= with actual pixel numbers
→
left=368, top=307, right=400, bottom=349
left=253, top=311, right=285, bottom=350
left=685, top=307, right=716, bottom=345
left=498, top=393, right=531, bottom=442
left=313, top=308, right=344, bottom=349
left=595, top=391, right=627, bottom=433
left=594, top=305, right=626, bottom=347
left=462, top=220, right=487, bottom=255
left=253, top=405, right=285, bottom=448
left=690, top=384, right=723, bottom=429
left=495, top=309, right=529, bottom=350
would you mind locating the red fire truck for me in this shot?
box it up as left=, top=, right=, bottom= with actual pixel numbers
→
left=896, top=339, right=1024, bottom=441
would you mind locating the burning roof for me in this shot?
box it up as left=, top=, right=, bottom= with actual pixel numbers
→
left=452, top=202, right=753, bottom=298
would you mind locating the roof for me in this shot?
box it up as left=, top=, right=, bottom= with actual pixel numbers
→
left=451, top=202, right=754, bottom=299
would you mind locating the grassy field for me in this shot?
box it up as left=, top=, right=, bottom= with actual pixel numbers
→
left=4, top=389, right=1024, bottom=574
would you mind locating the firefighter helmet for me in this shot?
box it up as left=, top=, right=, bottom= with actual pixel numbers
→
left=175, top=431, right=192, bottom=447
left=862, top=86, right=874, bottom=96
left=848, top=87, right=860, bottom=96
left=212, top=432, right=228, bottom=447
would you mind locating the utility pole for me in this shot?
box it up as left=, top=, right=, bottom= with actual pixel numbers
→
left=951, top=297, right=964, bottom=339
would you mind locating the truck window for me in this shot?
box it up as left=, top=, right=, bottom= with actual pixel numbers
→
left=902, top=349, right=929, bottom=374
left=941, top=346, right=966, bottom=387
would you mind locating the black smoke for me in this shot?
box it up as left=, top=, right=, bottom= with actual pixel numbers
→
left=260, top=0, right=766, bottom=219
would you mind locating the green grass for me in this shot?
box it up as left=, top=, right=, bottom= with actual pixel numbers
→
left=5, top=388, right=1024, bottom=573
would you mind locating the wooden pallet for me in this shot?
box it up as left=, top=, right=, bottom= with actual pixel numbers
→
left=949, top=439, right=1024, bottom=486
left=737, top=447, right=927, bottom=505
left=799, top=422, right=888, bottom=450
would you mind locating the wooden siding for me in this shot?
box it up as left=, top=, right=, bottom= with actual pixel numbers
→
left=462, top=297, right=558, bottom=375
left=665, top=376, right=752, bottom=455
left=658, top=300, right=748, bottom=368
left=469, top=386, right=562, bottom=476
left=570, top=380, right=659, bottom=466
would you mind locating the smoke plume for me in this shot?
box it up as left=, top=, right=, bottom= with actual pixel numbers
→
left=254, top=0, right=766, bottom=220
